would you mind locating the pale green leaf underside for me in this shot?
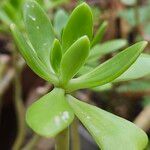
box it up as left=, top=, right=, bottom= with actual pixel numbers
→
left=2, top=2, right=21, bottom=25
left=62, top=2, right=93, bottom=53
left=116, top=81, right=150, bottom=93
left=66, top=41, right=147, bottom=92
left=91, top=21, right=108, bottom=47
left=26, top=88, right=74, bottom=137
left=115, top=53, right=150, bottom=82
left=54, top=9, right=69, bottom=38
left=88, top=39, right=128, bottom=62
left=24, top=1, right=55, bottom=68
left=91, top=83, right=112, bottom=92
left=78, top=65, right=93, bottom=76
left=60, top=36, right=90, bottom=84
left=67, top=95, right=148, bottom=150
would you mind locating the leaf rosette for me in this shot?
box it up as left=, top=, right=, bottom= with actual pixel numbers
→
left=10, top=1, right=149, bottom=150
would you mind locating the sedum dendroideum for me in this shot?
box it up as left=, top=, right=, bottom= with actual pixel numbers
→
left=10, top=1, right=148, bottom=150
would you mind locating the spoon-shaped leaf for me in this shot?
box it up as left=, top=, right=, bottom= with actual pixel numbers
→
left=62, top=2, right=93, bottom=53
left=67, top=95, right=148, bottom=150
left=26, top=88, right=74, bottom=137
left=54, top=9, right=69, bottom=38
left=23, top=1, right=55, bottom=68
left=10, top=24, right=54, bottom=82
left=91, top=21, right=108, bottom=47
left=88, top=39, right=127, bottom=62
left=60, top=36, right=90, bottom=85
left=66, top=41, right=147, bottom=92
left=50, top=39, right=62, bottom=74
left=115, top=53, right=150, bottom=82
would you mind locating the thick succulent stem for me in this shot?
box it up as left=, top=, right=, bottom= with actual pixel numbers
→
left=12, top=49, right=25, bottom=150
left=55, top=127, right=69, bottom=150
left=71, top=118, right=80, bottom=150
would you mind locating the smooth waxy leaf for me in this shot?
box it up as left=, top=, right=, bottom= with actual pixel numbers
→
left=67, top=95, right=148, bottom=150
left=88, top=39, right=127, bottom=62
left=78, top=65, right=93, bottom=76
left=26, top=88, right=74, bottom=137
left=50, top=39, right=62, bottom=74
left=116, top=81, right=150, bottom=93
left=115, top=53, right=150, bottom=82
left=91, top=83, right=112, bottom=92
left=10, top=24, right=57, bottom=82
left=24, top=1, right=55, bottom=68
left=66, top=41, right=147, bottom=92
left=91, top=21, right=108, bottom=47
left=62, top=2, right=93, bottom=53
left=60, top=36, right=90, bottom=85
left=54, top=9, right=69, bottom=38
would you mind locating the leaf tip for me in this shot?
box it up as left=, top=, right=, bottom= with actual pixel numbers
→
left=138, top=41, right=148, bottom=52
left=81, top=35, right=90, bottom=44
left=10, top=23, right=16, bottom=30
left=77, top=2, right=92, bottom=13
left=103, top=21, right=108, bottom=27
left=142, top=41, right=148, bottom=47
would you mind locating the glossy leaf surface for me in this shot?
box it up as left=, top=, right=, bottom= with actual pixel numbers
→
left=62, top=2, right=93, bottom=53
left=60, top=36, right=90, bottom=84
left=115, top=53, right=150, bottom=82
left=66, top=41, right=147, bottom=92
left=50, top=39, right=62, bottom=74
left=26, top=88, right=74, bottom=137
left=10, top=24, right=52, bottom=82
left=24, top=1, right=55, bottom=68
left=67, top=95, right=148, bottom=150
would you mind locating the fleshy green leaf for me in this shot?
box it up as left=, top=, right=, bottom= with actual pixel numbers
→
left=91, top=83, right=112, bottom=92
left=23, top=1, right=55, bottom=68
left=78, top=65, right=93, bottom=76
left=60, top=36, right=90, bottom=85
left=54, top=9, right=69, bottom=38
left=88, top=39, right=127, bottom=62
left=67, top=95, right=148, bottom=150
left=62, top=2, right=93, bottom=53
left=66, top=41, right=147, bottom=92
left=10, top=24, right=55, bottom=82
left=116, top=81, right=150, bottom=93
left=26, top=88, right=74, bottom=137
left=50, top=39, right=62, bottom=74
left=91, top=21, right=108, bottom=47
left=115, top=53, right=150, bottom=82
